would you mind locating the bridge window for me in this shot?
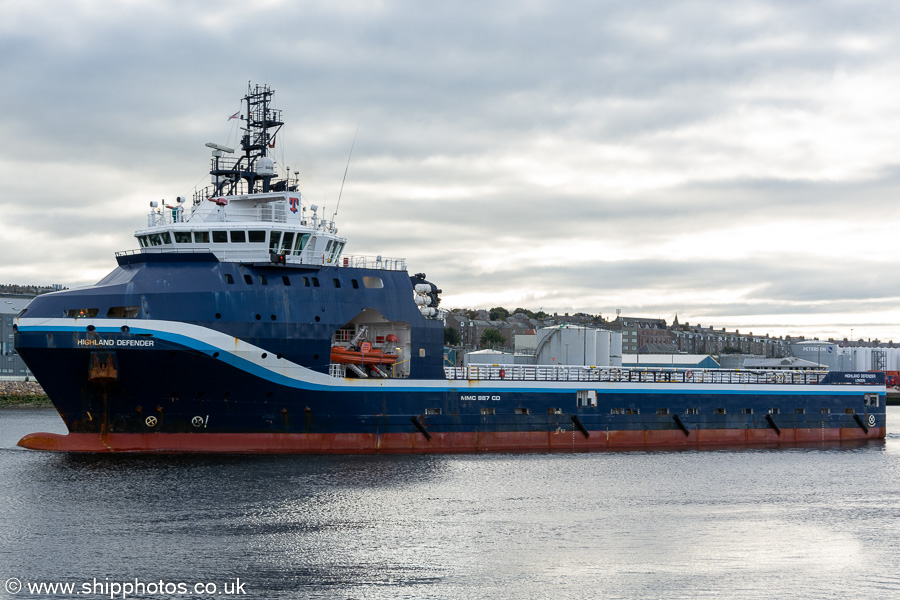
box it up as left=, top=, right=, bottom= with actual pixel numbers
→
left=282, top=276, right=291, bottom=286
left=230, top=230, right=246, bottom=243
left=213, top=231, right=228, bottom=243
left=223, top=274, right=234, bottom=284
left=243, top=274, right=253, bottom=285
left=148, top=234, right=163, bottom=246
left=362, top=276, right=383, bottom=289
left=195, top=231, right=210, bottom=243
left=248, top=230, right=265, bottom=243
left=293, top=233, right=311, bottom=255
left=160, top=231, right=172, bottom=244
left=328, top=241, right=344, bottom=263
left=280, top=232, right=294, bottom=254
left=174, top=232, right=192, bottom=243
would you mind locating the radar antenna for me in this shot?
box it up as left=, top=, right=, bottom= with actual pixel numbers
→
left=208, top=83, right=285, bottom=196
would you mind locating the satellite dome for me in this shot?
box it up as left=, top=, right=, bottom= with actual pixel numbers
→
left=256, top=156, right=275, bottom=176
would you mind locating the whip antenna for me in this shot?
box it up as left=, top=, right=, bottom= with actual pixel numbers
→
left=334, top=124, right=359, bottom=219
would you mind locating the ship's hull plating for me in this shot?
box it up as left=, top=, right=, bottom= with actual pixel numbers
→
left=17, top=427, right=886, bottom=454
left=15, top=318, right=887, bottom=454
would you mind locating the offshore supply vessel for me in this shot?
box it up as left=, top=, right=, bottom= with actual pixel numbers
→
left=14, top=84, right=886, bottom=453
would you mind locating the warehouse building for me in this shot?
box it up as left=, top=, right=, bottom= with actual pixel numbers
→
left=0, top=295, right=33, bottom=380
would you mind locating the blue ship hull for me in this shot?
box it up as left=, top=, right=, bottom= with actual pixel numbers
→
left=13, top=255, right=887, bottom=453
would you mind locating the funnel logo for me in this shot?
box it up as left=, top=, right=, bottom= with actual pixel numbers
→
left=289, top=197, right=299, bottom=213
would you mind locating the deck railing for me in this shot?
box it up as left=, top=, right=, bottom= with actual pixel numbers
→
left=444, top=365, right=830, bottom=385
left=116, top=248, right=407, bottom=271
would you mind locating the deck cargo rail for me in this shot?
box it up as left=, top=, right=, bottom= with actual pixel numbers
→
left=443, top=365, right=865, bottom=385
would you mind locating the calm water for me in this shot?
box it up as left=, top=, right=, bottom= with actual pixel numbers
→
left=1, top=408, right=899, bottom=600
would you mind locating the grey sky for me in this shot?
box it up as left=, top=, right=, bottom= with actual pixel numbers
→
left=2, top=0, right=899, bottom=341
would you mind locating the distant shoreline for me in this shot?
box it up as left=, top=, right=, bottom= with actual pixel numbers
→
left=0, top=395, right=52, bottom=408
left=0, top=381, right=50, bottom=408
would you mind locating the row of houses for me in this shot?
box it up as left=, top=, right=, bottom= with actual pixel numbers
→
left=445, top=310, right=900, bottom=373
left=446, top=310, right=795, bottom=358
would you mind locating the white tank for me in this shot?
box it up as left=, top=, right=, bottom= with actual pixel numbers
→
left=609, top=331, right=623, bottom=366
left=256, top=156, right=275, bottom=176
left=597, top=330, right=610, bottom=366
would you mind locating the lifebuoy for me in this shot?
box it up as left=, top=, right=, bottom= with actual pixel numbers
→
left=499, top=369, right=506, bottom=379
left=685, top=370, right=693, bottom=381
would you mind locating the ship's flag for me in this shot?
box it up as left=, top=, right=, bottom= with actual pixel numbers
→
left=228, top=111, right=240, bottom=120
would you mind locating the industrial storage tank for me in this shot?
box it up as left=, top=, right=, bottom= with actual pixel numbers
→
left=535, top=326, right=622, bottom=366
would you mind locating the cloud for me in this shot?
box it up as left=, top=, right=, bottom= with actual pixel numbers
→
left=3, top=0, right=900, bottom=340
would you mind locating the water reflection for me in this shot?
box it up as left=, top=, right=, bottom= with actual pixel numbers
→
left=1, top=408, right=900, bottom=599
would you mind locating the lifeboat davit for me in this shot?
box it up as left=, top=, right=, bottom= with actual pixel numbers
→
left=330, top=341, right=398, bottom=366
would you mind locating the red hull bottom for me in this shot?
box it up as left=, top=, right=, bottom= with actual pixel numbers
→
left=17, top=427, right=887, bottom=454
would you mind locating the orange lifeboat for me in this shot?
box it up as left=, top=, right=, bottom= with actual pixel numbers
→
left=330, top=341, right=398, bottom=366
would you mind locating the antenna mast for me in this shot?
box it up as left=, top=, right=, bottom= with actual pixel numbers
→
left=334, top=124, right=359, bottom=220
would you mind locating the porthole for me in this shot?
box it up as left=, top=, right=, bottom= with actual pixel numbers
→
left=270, top=315, right=276, bottom=321
left=261, top=353, right=268, bottom=359
left=255, top=314, right=261, bottom=320
left=215, top=313, right=221, bottom=319
left=314, top=316, right=320, bottom=322
left=212, top=352, right=219, bottom=358
left=313, top=354, right=319, bottom=360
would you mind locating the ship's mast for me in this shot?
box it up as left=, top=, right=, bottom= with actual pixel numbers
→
left=210, top=83, right=285, bottom=196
